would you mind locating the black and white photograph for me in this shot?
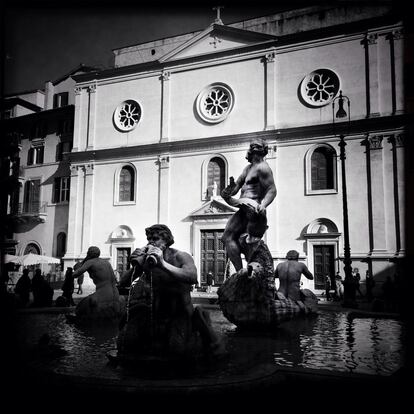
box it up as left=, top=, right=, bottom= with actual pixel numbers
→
left=1, top=0, right=412, bottom=409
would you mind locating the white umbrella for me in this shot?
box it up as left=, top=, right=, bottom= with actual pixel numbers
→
left=4, top=254, right=20, bottom=263
left=11, top=253, right=61, bottom=266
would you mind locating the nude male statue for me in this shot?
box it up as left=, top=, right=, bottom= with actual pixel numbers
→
left=119, top=224, right=224, bottom=356
left=274, top=250, right=314, bottom=302
left=221, top=138, right=277, bottom=271
left=72, top=246, right=122, bottom=318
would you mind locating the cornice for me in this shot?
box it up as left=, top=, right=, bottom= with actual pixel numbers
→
left=68, top=114, right=411, bottom=163
left=74, top=14, right=403, bottom=86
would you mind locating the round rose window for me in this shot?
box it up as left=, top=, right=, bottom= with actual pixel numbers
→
left=300, top=69, right=340, bottom=107
left=113, top=100, right=142, bottom=131
left=196, top=83, right=234, bottom=124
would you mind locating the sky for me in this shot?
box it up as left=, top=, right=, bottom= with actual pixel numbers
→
left=1, top=0, right=323, bottom=95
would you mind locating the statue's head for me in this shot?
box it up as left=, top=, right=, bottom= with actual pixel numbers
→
left=286, top=250, right=299, bottom=260
left=87, top=246, right=101, bottom=258
left=145, top=224, right=175, bottom=247
left=246, top=138, right=268, bottom=162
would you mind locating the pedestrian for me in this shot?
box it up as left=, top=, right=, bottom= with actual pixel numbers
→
left=14, top=269, right=31, bottom=307
left=324, top=275, right=331, bottom=301
left=76, top=272, right=84, bottom=294
left=61, top=267, right=75, bottom=306
left=353, top=268, right=363, bottom=298
left=365, top=270, right=375, bottom=302
left=31, top=269, right=54, bottom=307
left=334, top=272, right=344, bottom=300
left=206, top=271, right=214, bottom=293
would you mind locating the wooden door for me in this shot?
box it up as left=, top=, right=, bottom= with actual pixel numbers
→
left=313, top=245, right=335, bottom=289
left=116, top=247, right=131, bottom=278
left=200, top=230, right=227, bottom=285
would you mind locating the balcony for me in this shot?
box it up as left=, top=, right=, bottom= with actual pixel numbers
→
left=13, top=201, right=48, bottom=223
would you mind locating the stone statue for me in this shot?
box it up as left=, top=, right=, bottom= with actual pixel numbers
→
left=68, top=246, right=125, bottom=323
left=274, top=250, right=314, bottom=302
left=221, top=138, right=276, bottom=271
left=218, top=140, right=317, bottom=329
left=115, top=224, right=225, bottom=365
left=218, top=245, right=318, bottom=329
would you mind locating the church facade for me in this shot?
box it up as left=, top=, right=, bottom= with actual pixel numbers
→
left=58, top=4, right=409, bottom=292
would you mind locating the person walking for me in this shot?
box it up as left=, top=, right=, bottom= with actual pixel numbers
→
left=334, top=272, right=344, bottom=300
left=14, top=269, right=31, bottom=307
left=353, top=268, right=363, bottom=298
left=206, top=271, right=214, bottom=293
left=365, top=270, right=375, bottom=302
left=76, top=272, right=84, bottom=294
left=324, top=275, right=332, bottom=301
left=61, top=267, right=75, bottom=306
left=31, top=269, right=54, bottom=307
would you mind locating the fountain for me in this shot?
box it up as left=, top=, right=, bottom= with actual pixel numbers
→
left=2, top=140, right=407, bottom=405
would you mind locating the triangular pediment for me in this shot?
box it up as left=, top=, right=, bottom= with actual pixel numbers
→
left=188, top=199, right=237, bottom=218
left=159, top=23, right=277, bottom=62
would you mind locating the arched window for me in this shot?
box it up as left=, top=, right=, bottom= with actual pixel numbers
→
left=207, top=157, right=226, bottom=198
left=56, top=232, right=66, bottom=258
left=119, top=166, right=135, bottom=202
left=305, top=144, right=337, bottom=195
left=311, top=147, right=334, bottom=190
left=24, top=243, right=40, bottom=255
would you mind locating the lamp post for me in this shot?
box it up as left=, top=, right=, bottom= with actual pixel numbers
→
left=332, top=91, right=357, bottom=308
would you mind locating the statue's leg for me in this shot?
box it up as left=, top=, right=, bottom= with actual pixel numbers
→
left=225, top=239, right=243, bottom=271
left=222, top=211, right=246, bottom=271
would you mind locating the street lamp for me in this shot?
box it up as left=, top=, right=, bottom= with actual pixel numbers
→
left=332, top=91, right=357, bottom=308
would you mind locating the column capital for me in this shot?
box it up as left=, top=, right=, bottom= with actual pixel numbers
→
left=265, top=52, right=276, bottom=63
left=267, top=144, right=278, bottom=159
left=368, top=135, right=383, bottom=150
left=364, top=33, right=378, bottom=45
left=82, top=163, right=95, bottom=175
left=74, top=86, right=83, bottom=95
left=156, top=155, right=170, bottom=169
left=388, top=133, right=405, bottom=148
left=70, top=165, right=80, bottom=176
left=161, top=71, right=171, bottom=81
left=391, top=29, right=404, bottom=40
left=88, top=84, right=97, bottom=94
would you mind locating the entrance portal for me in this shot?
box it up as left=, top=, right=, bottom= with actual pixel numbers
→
left=313, top=245, right=335, bottom=289
left=116, top=247, right=131, bottom=279
left=200, top=230, right=227, bottom=286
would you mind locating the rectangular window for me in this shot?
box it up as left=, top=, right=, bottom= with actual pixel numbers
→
left=53, top=92, right=69, bottom=108
left=27, top=145, right=44, bottom=165
left=53, top=177, right=70, bottom=203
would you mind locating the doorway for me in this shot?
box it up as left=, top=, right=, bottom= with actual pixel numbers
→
left=116, top=247, right=131, bottom=279
left=200, top=230, right=227, bottom=286
left=313, top=245, right=335, bottom=289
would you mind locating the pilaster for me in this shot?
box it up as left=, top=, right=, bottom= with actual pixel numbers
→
left=64, top=165, right=82, bottom=259
left=366, top=135, right=387, bottom=254
left=264, top=51, right=277, bottom=130
left=156, top=155, right=170, bottom=224
left=80, top=163, right=95, bottom=254
left=160, top=71, right=171, bottom=142
left=364, top=33, right=380, bottom=117
left=388, top=133, right=405, bottom=255
left=86, top=84, right=97, bottom=150
left=72, top=87, right=83, bottom=152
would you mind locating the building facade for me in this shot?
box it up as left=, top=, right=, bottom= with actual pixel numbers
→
left=62, top=4, right=411, bottom=293
left=3, top=4, right=411, bottom=295
left=2, top=65, right=97, bottom=279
